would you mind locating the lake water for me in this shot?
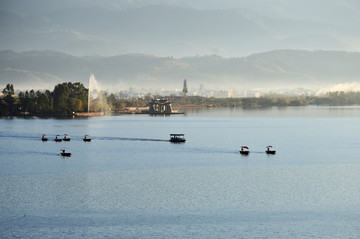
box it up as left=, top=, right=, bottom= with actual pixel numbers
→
left=1, top=106, right=360, bottom=238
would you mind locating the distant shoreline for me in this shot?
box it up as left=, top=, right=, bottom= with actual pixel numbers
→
left=3, top=104, right=360, bottom=118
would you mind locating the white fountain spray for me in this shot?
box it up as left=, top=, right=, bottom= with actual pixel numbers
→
left=88, top=74, right=106, bottom=113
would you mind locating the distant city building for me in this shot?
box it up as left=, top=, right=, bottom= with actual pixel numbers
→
left=116, top=86, right=315, bottom=99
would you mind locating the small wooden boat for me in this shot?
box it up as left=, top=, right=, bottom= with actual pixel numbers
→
left=41, top=134, right=48, bottom=142
left=266, top=145, right=276, bottom=154
left=60, top=149, right=71, bottom=157
left=54, top=135, right=62, bottom=142
left=63, top=134, right=71, bottom=142
left=83, top=135, right=91, bottom=142
left=240, top=146, right=250, bottom=155
left=169, top=134, right=186, bottom=143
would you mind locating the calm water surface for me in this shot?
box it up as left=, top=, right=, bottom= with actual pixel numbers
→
left=1, top=106, right=360, bottom=238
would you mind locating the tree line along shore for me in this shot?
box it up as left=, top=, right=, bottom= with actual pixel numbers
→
left=1, top=82, right=360, bottom=116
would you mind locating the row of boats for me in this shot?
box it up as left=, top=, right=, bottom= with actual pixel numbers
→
left=45, top=134, right=185, bottom=143
left=169, top=135, right=277, bottom=155
left=41, top=134, right=92, bottom=142
left=53, top=133, right=275, bottom=157
left=59, top=134, right=185, bottom=157
left=41, top=134, right=92, bottom=157
left=240, top=145, right=276, bottom=155
left=42, top=134, right=185, bottom=143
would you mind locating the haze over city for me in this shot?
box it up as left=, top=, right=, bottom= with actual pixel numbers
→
left=1, top=0, right=360, bottom=95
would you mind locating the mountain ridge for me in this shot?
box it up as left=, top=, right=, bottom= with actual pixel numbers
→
left=1, top=49, right=360, bottom=92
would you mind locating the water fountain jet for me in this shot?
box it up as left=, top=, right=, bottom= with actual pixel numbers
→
left=77, top=74, right=106, bottom=116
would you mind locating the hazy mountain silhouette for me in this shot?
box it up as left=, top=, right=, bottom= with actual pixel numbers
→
left=1, top=49, right=360, bottom=91
left=1, top=1, right=359, bottom=57
left=1, top=0, right=360, bottom=92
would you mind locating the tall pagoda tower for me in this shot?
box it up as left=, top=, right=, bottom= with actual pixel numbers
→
left=182, top=79, right=188, bottom=97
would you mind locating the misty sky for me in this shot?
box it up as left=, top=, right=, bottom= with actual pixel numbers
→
left=1, top=0, right=360, bottom=57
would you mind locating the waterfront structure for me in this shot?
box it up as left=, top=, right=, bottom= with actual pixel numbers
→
left=148, top=98, right=172, bottom=114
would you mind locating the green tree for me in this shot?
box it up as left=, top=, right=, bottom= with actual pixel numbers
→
left=53, top=83, right=71, bottom=114
left=69, top=98, right=83, bottom=112
left=69, top=82, right=88, bottom=112
left=35, top=90, right=51, bottom=113
left=2, top=84, right=14, bottom=96
left=0, top=84, right=18, bottom=116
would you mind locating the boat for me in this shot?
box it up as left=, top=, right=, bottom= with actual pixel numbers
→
left=83, top=135, right=91, bottom=142
left=240, top=146, right=250, bottom=155
left=60, top=149, right=71, bottom=157
left=41, top=134, right=48, bottom=141
left=63, top=134, right=71, bottom=141
left=54, top=135, right=62, bottom=142
left=169, top=134, right=186, bottom=143
left=266, top=145, right=276, bottom=154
